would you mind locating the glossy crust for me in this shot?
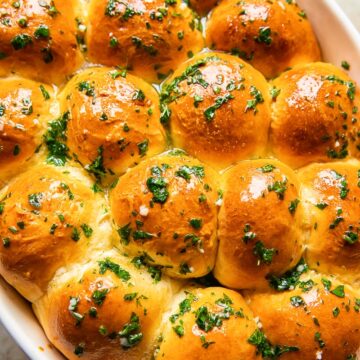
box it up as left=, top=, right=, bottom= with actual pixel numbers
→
left=298, top=161, right=360, bottom=284
left=246, top=273, right=360, bottom=360
left=34, top=250, right=178, bottom=360
left=87, top=0, right=204, bottom=84
left=0, top=165, right=111, bottom=302
left=206, top=0, right=321, bottom=79
left=271, top=63, right=360, bottom=168
left=0, top=77, right=56, bottom=184
left=61, top=67, right=166, bottom=182
left=215, top=159, right=304, bottom=289
left=156, top=287, right=257, bottom=359
left=0, top=0, right=83, bottom=84
left=164, top=52, right=271, bottom=170
left=188, top=0, right=218, bottom=15
left=110, top=151, right=219, bottom=278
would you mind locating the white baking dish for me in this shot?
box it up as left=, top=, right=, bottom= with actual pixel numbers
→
left=1, top=0, right=360, bottom=359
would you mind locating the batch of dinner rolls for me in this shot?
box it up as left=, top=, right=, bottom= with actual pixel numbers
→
left=1, top=0, right=360, bottom=359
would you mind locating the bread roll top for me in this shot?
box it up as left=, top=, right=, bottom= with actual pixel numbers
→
left=215, top=159, right=305, bottom=289
left=271, top=63, right=360, bottom=168
left=34, top=249, right=179, bottom=360
left=206, top=0, right=321, bottom=78
left=110, top=151, right=219, bottom=279
left=61, top=67, right=166, bottom=183
left=87, top=0, right=204, bottom=83
left=0, top=77, right=57, bottom=183
left=299, top=160, right=360, bottom=284
left=0, top=0, right=83, bottom=84
left=164, top=52, right=271, bottom=170
left=0, top=165, right=112, bottom=302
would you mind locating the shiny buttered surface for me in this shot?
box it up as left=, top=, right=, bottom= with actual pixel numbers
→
left=61, top=67, right=166, bottom=182
left=0, top=0, right=83, bottom=84
left=1, top=1, right=360, bottom=360
left=206, top=0, right=321, bottom=79
left=87, top=0, right=204, bottom=83
left=163, top=52, right=271, bottom=169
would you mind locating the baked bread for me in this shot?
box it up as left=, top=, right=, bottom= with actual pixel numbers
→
left=0, top=77, right=56, bottom=184
left=270, top=63, right=360, bottom=168
left=215, top=159, right=305, bottom=289
left=0, top=0, right=83, bottom=84
left=163, top=52, right=271, bottom=170
left=61, top=67, right=166, bottom=183
left=0, top=1, right=360, bottom=359
left=86, top=0, right=204, bottom=83
left=206, top=0, right=321, bottom=78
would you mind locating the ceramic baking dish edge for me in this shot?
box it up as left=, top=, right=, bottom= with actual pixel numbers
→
left=0, top=0, right=359, bottom=359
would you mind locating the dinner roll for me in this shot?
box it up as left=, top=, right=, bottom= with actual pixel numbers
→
left=246, top=272, right=360, bottom=360
left=156, top=287, right=257, bottom=359
left=87, top=0, right=204, bottom=83
left=34, top=249, right=178, bottom=360
left=0, top=77, right=56, bottom=184
left=0, top=0, right=83, bottom=84
left=206, top=0, right=320, bottom=79
left=61, top=67, right=166, bottom=183
left=187, top=0, right=218, bottom=15
left=298, top=161, right=360, bottom=284
left=271, top=63, right=360, bottom=168
left=162, top=52, right=271, bottom=170
left=0, top=165, right=112, bottom=302
left=110, top=151, right=219, bottom=279
left=215, top=159, right=305, bottom=289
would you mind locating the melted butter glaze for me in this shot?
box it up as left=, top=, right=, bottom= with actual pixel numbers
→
left=0, top=0, right=83, bottom=84
left=206, top=0, right=321, bottom=78
left=165, top=52, right=271, bottom=170
left=215, top=159, right=304, bottom=290
left=271, top=63, right=360, bottom=168
left=0, top=78, right=55, bottom=182
left=110, top=152, right=219, bottom=278
left=62, top=67, right=166, bottom=182
left=0, top=165, right=107, bottom=302
left=87, top=0, right=204, bottom=83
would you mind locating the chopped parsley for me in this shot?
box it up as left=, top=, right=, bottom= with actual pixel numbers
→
left=175, top=165, right=205, bottom=181
left=119, top=312, right=143, bottom=348
left=254, top=26, right=272, bottom=45
left=288, top=199, right=300, bottom=214
left=253, top=241, right=277, bottom=265
left=268, top=259, right=308, bottom=291
left=11, top=34, right=33, bottom=50
left=28, top=193, right=44, bottom=209
left=204, top=93, right=234, bottom=122
left=43, top=112, right=70, bottom=166
left=268, top=179, right=288, bottom=200
left=248, top=329, right=299, bottom=358
left=98, top=258, right=131, bottom=282
left=92, top=288, right=109, bottom=306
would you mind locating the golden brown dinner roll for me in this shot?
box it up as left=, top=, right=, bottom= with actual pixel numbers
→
left=156, top=287, right=257, bottom=359
left=299, top=161, right=360, bottom=284
left=34, top=249, right=178, bottom=360
left=61, top=67, right=166, bottom=182
left=206, top=0, right=321, bottom=79
left=215, top=159, right=305, bottom=289
left=187, top=0, right=218, bottom=15
left=246, top=272, right=360, bottom=359
left=162, top=52, right=271, bottom=170
left=110, top=151, right=219, bottom=279
left=271, top=63, right=360, bottom=168
left=0, top=0, right=83, bottom=84
left=87, top=0, right=204, bottom=83
left=0, top=165, right=112, bottom=302
left=0, top=77, right=56, bottom=184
